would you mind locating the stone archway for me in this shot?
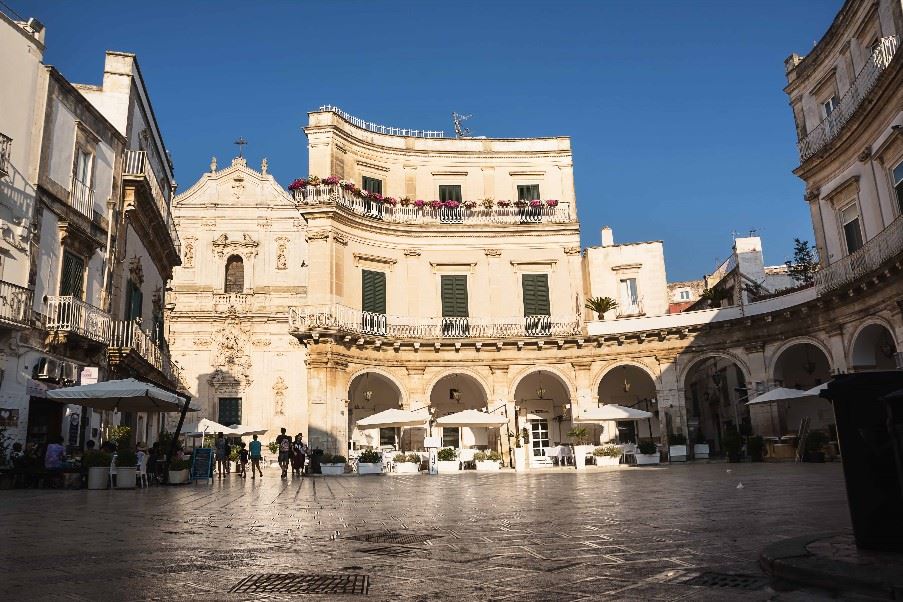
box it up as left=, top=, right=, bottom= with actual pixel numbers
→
left=513, top=369, right=573, bottom=461
left=771, top=342, right=832, bottom=389
left=683, top=356, right=749, bottom=453
left=348, top=371, right=403, bottom=450
left=770, top=342, right=834, bottom=436
left=595, top=364, right=659, bottom=445
left=429, top=373, right=490, bottom=449
left=850, top=322, right=898, bottom=370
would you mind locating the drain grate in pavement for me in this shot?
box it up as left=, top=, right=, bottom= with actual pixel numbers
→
left=683, top=572, right=769, bottom=590
left=348, top=531, right=439, bottom=545
left=360, top=545, right=419, bottom=557
left=229, top=573, right=369, bottom=595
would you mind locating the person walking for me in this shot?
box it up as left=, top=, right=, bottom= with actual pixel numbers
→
left=237, top=442, right=248, bottom=478
left=275, top=427, right=291, bottom=479
left=249, top=434, right=263, bottom=478
left=291, top=433, right=307, bottom=476
left=214, top=433, right=227, bottom=477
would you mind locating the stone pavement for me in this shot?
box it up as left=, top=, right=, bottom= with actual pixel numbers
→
left=0, top=462, right=852, bottom=601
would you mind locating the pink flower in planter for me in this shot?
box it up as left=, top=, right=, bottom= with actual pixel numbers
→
left=497, top=200, right=512, bottom=207
left=414, top=199, right=426, bottom=208
left=546, top=199, right=559, bottom=207
left=445, top=200, right=461, bottom=209
left=287, top=178, right=307, bottom=191
left=463, top=200, right=477, bottom=209
left=514, top=199, right=528, bottom=207
left=383, top=197, right=397, bottom=206
left=343, top=181, right=356, bottom=191
left=372, top=193, right=384, bottom=202
left=323, top=176, right=340, bottom=185
left=360, top=190, right=370, bottom=198
left=529, top=199, right=543, bottom=208
left=429, top=200, right=444, bottom=209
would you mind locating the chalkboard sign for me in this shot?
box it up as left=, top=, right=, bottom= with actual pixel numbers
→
left=190, top=448, right=213, bottom=484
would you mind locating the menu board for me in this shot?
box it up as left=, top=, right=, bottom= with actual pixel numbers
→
left=190, top=448, right=213, bottom=483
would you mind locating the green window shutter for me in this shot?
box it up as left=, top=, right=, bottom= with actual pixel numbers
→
left=126, top=281, right=143, bottom=321
left=522, top=274, right=550, bottom=316
left=60, top=252, right=85, bottom=299
left=362, top=270, right=386, bottom=314
left=441, top=275, right=468, bottom=317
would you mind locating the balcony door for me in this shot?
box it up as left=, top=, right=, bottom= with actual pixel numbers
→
left=440, top=275, right=469, bottom=336
left=59, top=252, right=85, bottom=300
left=361, top=269, right=387, bottom=335
left=522, top=273, right=551, bottom=335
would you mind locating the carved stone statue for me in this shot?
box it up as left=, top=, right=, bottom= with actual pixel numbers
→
left=273, top=376, right=287, bottom=415
left=183, top=240, right=194, bottom=267
left=210, top=156, right=217, bottom=172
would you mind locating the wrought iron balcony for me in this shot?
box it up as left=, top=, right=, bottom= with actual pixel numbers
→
left=0, top=133, right=11, bottom=178
left=288, top=305, right=581, bottom=340
left=44, top=296, right=111, bottom=345
left=0, top=280, right=33, bottom=327
left=293, top=187, right=573, bottom=225
left=69, top=176, right=94, bottom=219
left=109, top=319, right=183, bottom=387
left=798, top=35, right=898, bottom=162
left=815, top=215, right=903, bottom=294
left=123, top=150, right=181, bottom=255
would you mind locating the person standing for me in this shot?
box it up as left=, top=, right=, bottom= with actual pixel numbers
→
left=291, top=433, right=307, bottom=476
left=237, top=442, right=248, bottom=478
left=275, top=427, right=291, bottom=479
left=214, top=433, right=227, bottom=477
left=249, top=434, right=264, bottom=478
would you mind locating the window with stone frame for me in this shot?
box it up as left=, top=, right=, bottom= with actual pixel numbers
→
left=59, top=251, right=85, bottom=300
left=517, top=184, right=540, bottom=202
left=224, top=255, right=244, bottom=293
left=218, top=397, right=241, bottom=426
left=892, top=159, right=903, bottom=215
left=362, top=176, right=382, bottom=195
left=839, top=202, right=864, bottom=254
left=438, top=185, right=462, bottom=203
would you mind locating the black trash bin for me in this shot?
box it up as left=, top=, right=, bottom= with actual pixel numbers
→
left=822, top=371, right=903, bottom=552
left=308, top=448, right=323, bottom=475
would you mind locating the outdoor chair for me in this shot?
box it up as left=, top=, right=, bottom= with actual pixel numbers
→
left=136, top=455, right=149, bottom=488
left=620, top=443, right=637, bottom=464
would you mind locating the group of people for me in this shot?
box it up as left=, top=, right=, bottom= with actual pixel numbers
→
left=275, top=428, right=308, bottom=479
left=214, top=431, right=299, bottom=479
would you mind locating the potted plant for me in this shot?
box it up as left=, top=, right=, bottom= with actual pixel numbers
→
left=512, top=429, right=527, bottom=471
left=83, top=450, right=113, bottom=490
left=320, top=454, right=346, bottom=475
left=168, top=458, right=190, bottom=484
left=668, top=433, right=688, bottom=462
left=568, top=427, right=594, bottom=470
left=474, top=450, right=502, bottom=471
left=722, top=426, right=743, bottom=463
left=635, top=440, right=660, bottom=465
left=114, top=449, right=137, bottom=489
left=693, top=430, right=710, bottom=460
left=747, top=436, right=765, bottom=462
left=393, top=453, right=421, bottom=474
left=480, top=198, right=494, bottom=209
left=267, top=440, right=280, bottom=467
left=585, top=297, right=618, bottom=320
left=357, top=449, right=383, bottom=475
left=436, top=447, right=460, bottom=473
left=592, top=444, right=622, bottom=466
left=804, top=431, right=829, bottom=463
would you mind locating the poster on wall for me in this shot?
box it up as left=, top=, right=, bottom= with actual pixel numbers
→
left=0, top=408, right=19, bottom=427
left=80, top=367, right=99, bottom=386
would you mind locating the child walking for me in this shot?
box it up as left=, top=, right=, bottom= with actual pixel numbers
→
left=238, top=441, right=249, bottom=478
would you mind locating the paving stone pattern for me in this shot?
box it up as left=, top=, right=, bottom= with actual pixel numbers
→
left=0, top=463, right=851, bottom=601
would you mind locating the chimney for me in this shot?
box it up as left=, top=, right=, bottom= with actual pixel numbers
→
left=600, top=226, right=614, bottom=247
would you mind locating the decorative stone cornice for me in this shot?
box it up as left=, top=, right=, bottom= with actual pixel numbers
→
left=305, top=230, right=330, bottom=242
left=403, top=249, right=422, bottom=257
left=484, top=248, right=502, bottom=257
left=212, top=233, right=259, bottom=259
left=804, top=188, right=820, bottom=202
left=333, top=233, right=348, bottom=246
left=563, top=246, right=581, bottom=256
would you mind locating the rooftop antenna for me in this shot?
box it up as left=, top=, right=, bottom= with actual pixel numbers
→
left=234, top=136, right=248, bottom=158
left=452, top=112, right=471, bottom=138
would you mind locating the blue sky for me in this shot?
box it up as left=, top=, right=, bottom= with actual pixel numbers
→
left=19, top=0, right=840, bottom=281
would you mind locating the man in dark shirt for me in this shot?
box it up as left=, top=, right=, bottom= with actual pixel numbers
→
left=275, top=427, right=291, bottom=479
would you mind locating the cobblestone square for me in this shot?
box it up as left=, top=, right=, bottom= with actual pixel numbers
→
left=0, top=463, right=849, bottom=601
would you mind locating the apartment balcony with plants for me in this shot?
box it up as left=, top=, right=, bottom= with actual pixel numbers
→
left=43, top=295, right=111, bottom=347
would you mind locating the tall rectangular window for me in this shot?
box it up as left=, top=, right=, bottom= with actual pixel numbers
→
left=522, top=274, right=550, bottom=316
left=439, top=185, right=462, bottom=203
left=362, top=176, right=382, bottom=195
left=893, top=160, right=903, bottom=215
left=125, top=280, right=143, bottom=321
left=379, top=427, right=396, bottom=447
left=840, top=203, right=864, bottom=254
left=619, top=277, right=639, bottom=314
left=218, top=398, right=241, bottom=426
left=822, top=95, right=838, bottom=119
left=361, top=270, right=387, bottom=314
left=59, top=252, right=85, bottom=300
left=442, top=427, right=460, bottom=449
left=517, top=184, right=540, bottom=202
left=440, top=275, right=468, bottom=317
left=74, top=148, right=93, bottom=187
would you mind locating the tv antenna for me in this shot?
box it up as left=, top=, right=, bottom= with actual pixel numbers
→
left=452, top=112, right=471, bottom=138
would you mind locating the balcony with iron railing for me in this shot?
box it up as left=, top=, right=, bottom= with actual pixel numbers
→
left=798, top=35, right=898, bottom=162
left=288, top=305, right=581, bottom=340
left=109, top=319, right=183, bottom=387
left=122, top=149, right=181, bottom=255
left=69, top=176, right=94, bottom=219
left=0, top=280, right=33, bottom=328
left=0, top=132, right=11, bottom=178
left=293, top=186, right=573, bottom=226
left=44, top=296, right=111, bottom=345
left=815, top=214, right=903, bottom=294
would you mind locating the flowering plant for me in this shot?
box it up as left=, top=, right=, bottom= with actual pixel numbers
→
left=342, top=181, right=356, bottom=191
left=323, top=176, right=340, bottom=185
left=546, top=199, right=559, bottom=207
left=429, top=200, right=443, bottom=209
left=514, top=199, right=528, bottom=208
left=288, top=178, right=307, bottom=191
left=308, top=175, right=321, bottom=186
left=360, top=190, right=370, bottom=198
left=383, top=196, right=397, bottom=206
left=529, top=199, right=543, bottom=208
left=480, top=198, right=494, bottom=209
left=414, top=199, right=426, bottom=208
left=463, top=200, right=477, bottom=209
left=371, top=193, right=384, bottom=202
left=399, top=197, right=412, bottom=206
left=444, top=200, right=461, bottom=209
left=497, top=199, right=512, bottom=207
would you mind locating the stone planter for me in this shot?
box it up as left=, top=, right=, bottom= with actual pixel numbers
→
left=595, top=455, right=620, bottom=467
left=635, top=453, right=660, bottom=466
left=669, top=445, right=687, bottom=462
left=357, top=462, right=383, bottom=475
left=320, top=463, right=345, bottom=475
left=574, top=445, right=594, bottom=471
left=436, top=460, right=460, bottom=474
left=513, top=447, right=527, bottom=471
left=693, top=443, right=710, bottom=459
left=394, top=462, right=420, bottom=474
left=114, top=467, right=135, bottom=489
left=475, top=460, right=501, bottom=471
left=87, top=466, right=110, bottom=490
left=168, top=469, right=189, bottom=484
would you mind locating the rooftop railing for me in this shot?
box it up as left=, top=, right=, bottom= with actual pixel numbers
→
left=289, top=305, right=581, bottom=339
left=293, top=187, right=572, bottom=225
left=123, top=150, right=181, bottom=254
left=0, top=280, right=32, bottom=327
left=317, top=105, right=446, bottom=138
left=44, top=296, right=110, bottom=345
left=798, top=35, right=898, bottom=161
left=815, top=215, right=903, bottom=294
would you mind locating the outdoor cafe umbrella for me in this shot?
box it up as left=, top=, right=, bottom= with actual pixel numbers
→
left=354, top=408, right=429, bottom=451
left=434, top=409, right=507, bottom=428
left=183, top=418, right=243, bottom=439
left=573, top=404, right=654, bottom=442
left=745, top=386, right=812, bottom=437
left=229, top=425, right=268, bottom=438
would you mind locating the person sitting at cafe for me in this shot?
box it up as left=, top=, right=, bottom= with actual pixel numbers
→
left=85, top=440, right=96, bottom=451
left=100, top=440, right=117, bottom=453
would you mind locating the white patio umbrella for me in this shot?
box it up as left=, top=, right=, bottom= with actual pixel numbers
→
left=355, top=408, right=430, bottom=428
left=229, top=424, right=268, bottom=437
left=434, top=409, right=507, bottom=427
left=573, top=404, right=654, bottom=444
left=183, top=418, right=242, bottom=437
left=745, top=387, right=810, bottom=405
left=46, top=378, right=191, bottom=412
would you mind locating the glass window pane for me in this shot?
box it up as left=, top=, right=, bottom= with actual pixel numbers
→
left=439, top=185, right=461, bottom=203
left=442, top=427, right=460, bottom=448
left=844, top=218, right=863, bottom=253
left=893, top=161, right=903, bottom=185
left=218, top=398, right=242, bottom=426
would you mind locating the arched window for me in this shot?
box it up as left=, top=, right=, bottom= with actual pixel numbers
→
left=224, top=255, right=244, bottom=293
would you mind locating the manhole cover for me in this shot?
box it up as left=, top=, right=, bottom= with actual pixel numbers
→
left=683, top=572, right=768, bottom=590
left=360, top=545, right=419, bottom=556
left=229, top=573, right=369, bottom=595
left=348, top=531, right=439, bottom=545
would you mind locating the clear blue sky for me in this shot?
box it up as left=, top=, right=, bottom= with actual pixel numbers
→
left=18, top=0, right=841, bottom=281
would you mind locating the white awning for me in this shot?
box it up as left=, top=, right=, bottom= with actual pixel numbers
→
left=355, top=408, right=429, bottom=428
left=46, top=378, right=192, bottom=413
left=434, top=409, right=507, bottom=428
left=573, top=404, right=653, bottom=423
left=229, top=424, right=268, bottom=437
left=745, top=387, right=811, bottom=405
left=184, top=418, right=242, bottom=436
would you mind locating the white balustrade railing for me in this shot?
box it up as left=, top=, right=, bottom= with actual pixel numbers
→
left=213, top=293, right=251, bottom=306
left=289, top=305, right=581, bottom=339
left=798, top=35, right=898, bottom=161
left=293, top=187, right=572, bottom=225
left=815, top=215, right=903, bottom=294
left=318, top=105, right=446, bottom=138
left=110, top=319, right=164, bottom=369
left=69, top=176, right=94, bottom=219
left=122, top=150, right=181, bottom=255
left=0, top=279, right=32, bottom=326
left=44, top=296, right=111, bottom=344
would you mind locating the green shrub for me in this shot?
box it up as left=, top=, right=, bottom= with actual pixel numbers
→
left=393, top=453, right=408, bottom=463
left=116, top=450, right=137, bottom=466
left=484, top=450, right=502, bottom=461
left=229, top=447, right=239, bottom=461
left=169, top=459, right=190, bottom=471
left=406, top=453, right=422, bottom=463
left=567, top=427, right=589, bottom=445
left=326, top=455, right=346, bottom=465
left=267, top=440, right=279, bottom=455
left=805, top=431, right=829, bottom=452
left=637, top=440, right=657, bottom=455
left=473, top=451, right=487, bottom=462
left=669, top=433, right=687, bottom=445
left=593, top=444, right=622, bottom=457
left=358, top=449, right=381, bottom=463
left=437, top=447, right=456, bottom=461
left=82, top=450, right=113, bottom=468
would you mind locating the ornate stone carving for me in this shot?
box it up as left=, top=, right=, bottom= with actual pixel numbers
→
left=258, top=218, right=272, bottom=230
left=857, top=146, right=872, bottom=162
left=484, top=249, right=502, bottom=257
left=231, top=173, right=245, bottom=200
left=804, top=188, right=820, bottom=202
left=252, top=338, right=272, bottom=347
left=404, top=249, right=422, bottom=257
left=193, top=338, right=211, bottom=347
left=333, top=233, right=348, bottom=246
left=183, top=238, right=195, bottom=267
left=563, top=246, right=582, bottom=256
left=306, top=230, right=329, bottom=242
left=272, top=376, right=287, bottom=415
left=201, top=218, right=216, bottom=230
left=210, top=156, right=217, bottom=172
left=276, top=236, right=289, bottom=270
left=261, top=157, right=268, bottom=175
left=213, top=315, right=253, bottom=383
left=212, top=233, right=259, bottom=258
left=128, top=256, right=144, bottom=285
left=292, top=219, right=305, bottom=229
